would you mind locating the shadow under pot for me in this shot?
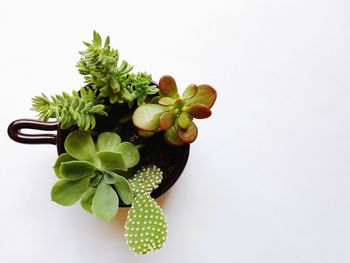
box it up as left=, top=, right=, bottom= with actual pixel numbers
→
left=7, top=103, right=190, bottom=207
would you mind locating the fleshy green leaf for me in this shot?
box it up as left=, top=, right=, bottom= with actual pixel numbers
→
left=128, top=166, right=163, bottom=195
left=164, top=126, right=185, bottom=146
left=125, top=194, right=167, bottom=254
left=64, top=130, right=97, bottom=163
left=115, top=142, right=140, bottom=168
left=138, top=129, right=155, bottom=138
left=159, top=110, right=177, bottom=130
left=93, top=30, right=102, bottom=47
left=177, top=112, right=190, bottom=129
left=184, top=103, right=212, bottom=119
left=51, top=177, right=90, bottom=206
left=177, top=120, right=198, bottom=143
left=95, top=151, right=127, bottom=171
left=132, top=104, right=166, bottom=131
left=107, top=172, right=134, bottom=205
left=92, top=180, right=119, bottom=220
left=158, top=75, right=179, bottom=98
left=97, top=132, right=121, bottom=152
left=60, top=161, right=96, bottom=180
left=185, top=84, right=217, bottom=108
left=182, top=84, right=198, bottom=100
left=104, top=173, right=116, bottom=184
left=53, top=153, right=75, bottom=179
left=81, top=187, right=96, bottom=213
left=158, top=97, right=175, bottom=106
left=90, top=174, right=102, bottom=187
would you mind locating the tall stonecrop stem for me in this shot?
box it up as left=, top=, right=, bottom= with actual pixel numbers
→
left=77, top=31, right=157, bottom=105
left=32, top=88, right=107, bottom=130
left=132, top=75, right=217, bottom=145
left=32, top=31, right=157, bottom=130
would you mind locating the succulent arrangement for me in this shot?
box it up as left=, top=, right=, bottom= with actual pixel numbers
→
left=18, top=31, right=217, bottom=254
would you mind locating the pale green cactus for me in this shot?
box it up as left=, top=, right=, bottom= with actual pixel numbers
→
left=125, top=194, right=167, bottom=254
left=125, top=165, right=168, bottom=254
left=128, top=165, right=163, bottom=195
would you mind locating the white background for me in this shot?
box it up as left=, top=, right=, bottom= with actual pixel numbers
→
left=1, top=0, right=350, bottom=262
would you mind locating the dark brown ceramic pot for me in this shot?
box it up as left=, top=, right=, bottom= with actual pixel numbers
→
left=8, top=100, right=190, bottom=207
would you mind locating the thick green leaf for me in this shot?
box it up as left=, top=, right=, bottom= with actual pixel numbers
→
left=90, top=174, right=102, bottom=187
left=125, top=194, right=167, bottom=254
left=51, top=177, right=90, bottom=206
left=138, top=129, right=155, bottom=138
left=64, top=130, right=96, bottom=163
left=97, top=132, right=121, bottom=152
left=158, top=97, right=175, bottom=106
left=184, top=103, right=212, bottom=119
left=53, top=153, right=75, bottom=179
left=177, top=120, right=198, bottom=143
left=95, top=151, right=127, bottom=171
left=159, top=110, right=177, bottom=130
left=182, top=84, right=198, bottom=100
left=177, top=112, right=190, bottom=129
left=164, top=126, right=184, bottom=146
left=132, top=104, right=165, bottom=131
left=109, top=172, right=134, bottom=205
left=92, top=180, right=119, bottom=220
left=158, top=75, right=179, bottom=98
left=115, top=142, right=140, bottom=168
left=60, top=161, right=96, bottom=180
left=185, top=84, right=217, bottom=108
left=103, top=173, right=116, bottom=184
left=81, top=187, right=96, bottom=213
left=93, top=30, right=102, bottom=47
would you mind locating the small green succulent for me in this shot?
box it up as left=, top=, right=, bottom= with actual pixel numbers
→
left=31, top=88, right=107, bottom=130
left=77, top=31, right=157, bottom=105
left=52, top=130, right=140, bottom=220
left=125, top=166, right=168, bottom=254
left=132, top=75, right=217, bottom=145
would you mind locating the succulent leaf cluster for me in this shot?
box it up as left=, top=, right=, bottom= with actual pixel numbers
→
left=26, top=31, right=218, bottom=255
left=77, top=31, right=157, bottom=105
left=125, top=166, right=167, bottom=254
left=52, top=130, right=139, bottom=220
left=32, top=88, right=107, bottom=130
left=132, top=75, right=217, bottom=145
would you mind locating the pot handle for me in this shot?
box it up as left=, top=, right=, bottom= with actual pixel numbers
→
left=8, top=119, right=60, bottom=145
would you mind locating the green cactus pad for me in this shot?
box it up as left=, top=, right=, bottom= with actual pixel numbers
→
left=125, top=194, right=167, bottom=254
left=128, top=165, right=163, bottom=195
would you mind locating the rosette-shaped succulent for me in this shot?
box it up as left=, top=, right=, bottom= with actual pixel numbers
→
left=52, top=130, right=139, bottom=220
left=132, top=75, right=217, bottom=145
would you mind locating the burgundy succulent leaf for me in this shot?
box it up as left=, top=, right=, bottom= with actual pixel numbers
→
left=184, top=103, right=212, bottom=119
left=176, top=120, right=198, bottom=144
left=185, top=84, right=217, bottom=108
left=158, top=75, right=179, bottom=99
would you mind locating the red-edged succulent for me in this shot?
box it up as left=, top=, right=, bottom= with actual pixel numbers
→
left=132, top=75, right=217, bottom=145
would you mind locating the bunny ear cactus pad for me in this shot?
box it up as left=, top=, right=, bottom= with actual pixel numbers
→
left=125, top=194, right=168, bottom=254
left=128, top=166, right=163, bottom=195
left=132, top=75, right=217, bottom=145
left=51, top=130, right=139, bottom=220
left=125, top=166, right=168, bottom=254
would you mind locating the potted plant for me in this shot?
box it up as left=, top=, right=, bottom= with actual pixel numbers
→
left=8, top=31, right=217, bottom=254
